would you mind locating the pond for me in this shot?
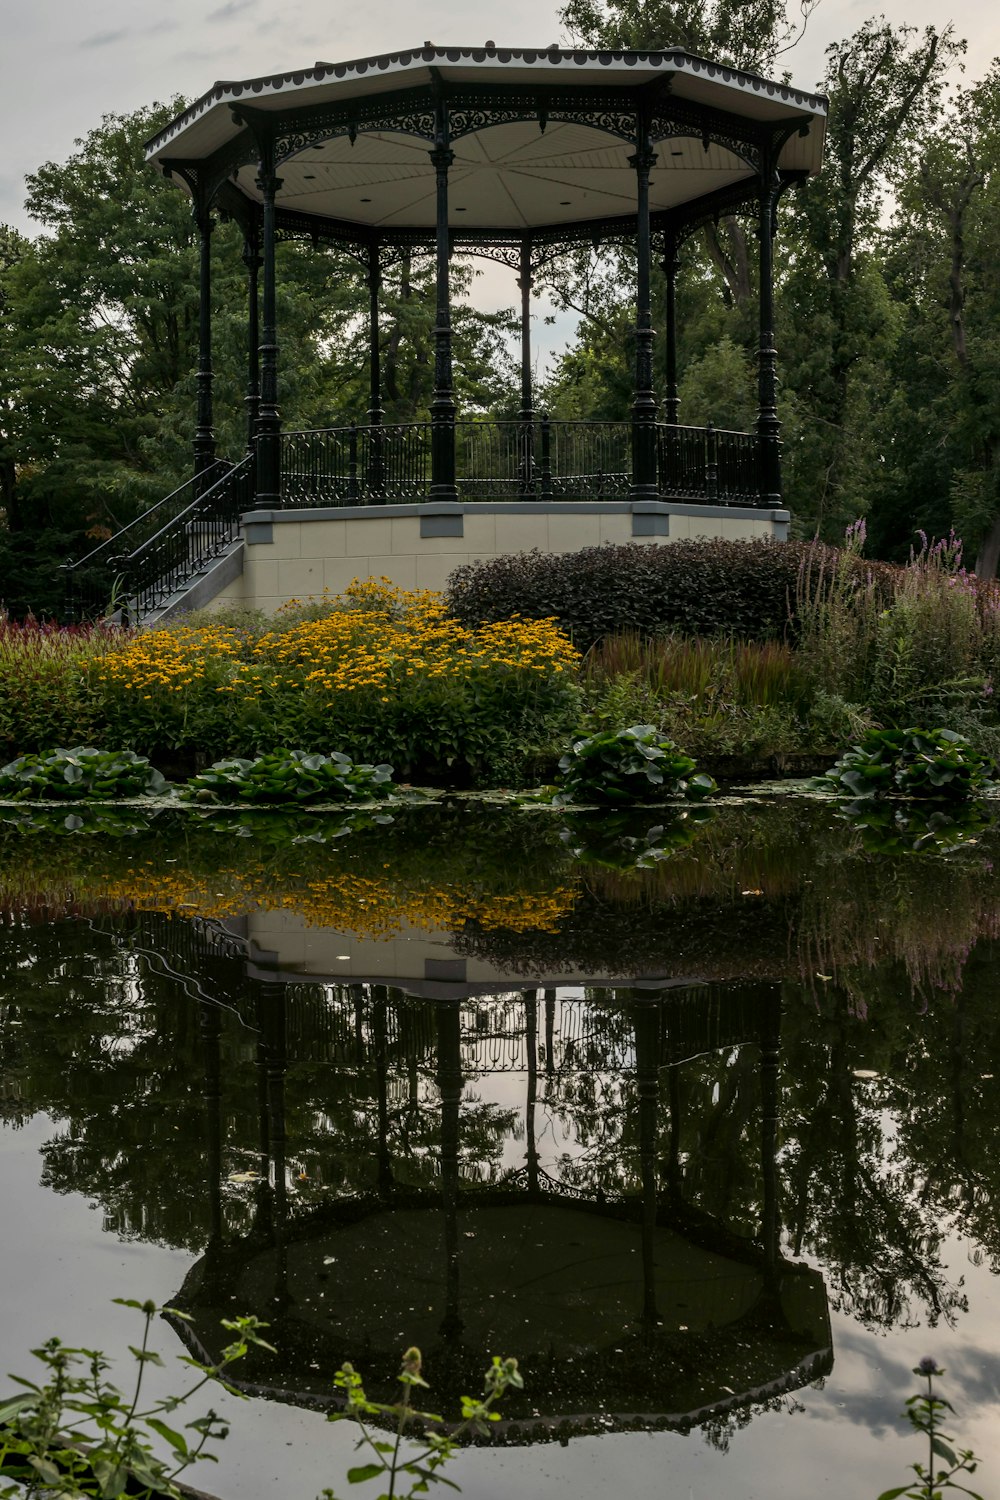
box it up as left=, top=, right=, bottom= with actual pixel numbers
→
left=2, top=795, right=1000, bottom=1499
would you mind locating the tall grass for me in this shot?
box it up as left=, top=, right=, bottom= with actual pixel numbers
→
left=796, top=529, right=1000, bottom=738
left=583, top=632, right=816, bottom=712
left=0, top=621, right=125, bottom=755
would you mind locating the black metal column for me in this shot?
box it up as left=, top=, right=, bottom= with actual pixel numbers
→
left=661, top=234, right=680, bottom=425
left=367, top=242, right=385, bottom=497
left=760, top=997, right=782, bottom=1286
left=630, top=115, right=659, bottom=499
left=242, top=222, right=262, bottom=457
left=633, top=996, right=661, bottom=1327
left=518, top=242, right=535, bottom=496
left=256, top=154, right=283, bottom=508
left=524, top=988, right=540, bottom=1195
left=367, top=243, right=384, bottom=426
left=193, top=206, right=216, bottom=481
left=429, top=99, right=457, bottom=500
left=756, top=143, right=782, bottom=505
left=436, top=1000, right=464, bottom=1340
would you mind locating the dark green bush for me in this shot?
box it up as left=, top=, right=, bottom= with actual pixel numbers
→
left=821, top=727, right=995, bottom=800
left=554, top=725, right=717, bottom=805
left=446, top=540, right=901, bottom=650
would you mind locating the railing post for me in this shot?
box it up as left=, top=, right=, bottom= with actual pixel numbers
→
left=348, top=425, right=359, bottom=502
left=706, top=421, right=719, bottom=502
left=540, top=413, right=553, bottom=499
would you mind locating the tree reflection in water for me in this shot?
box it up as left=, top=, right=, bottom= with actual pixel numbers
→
left=0, top=800, right=998, bottom=1441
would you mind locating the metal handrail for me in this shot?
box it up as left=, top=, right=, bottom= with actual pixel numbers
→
left=122, top=455, right=254, bottom=623
left=63, top=461, right=230, bottom=574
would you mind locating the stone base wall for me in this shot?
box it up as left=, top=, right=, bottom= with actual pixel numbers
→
left=209, top=499, right=790, bottom=615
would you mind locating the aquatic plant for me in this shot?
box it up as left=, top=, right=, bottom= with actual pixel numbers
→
left=0, top=1304, right=520, bottom=1500
left=0, top=1298, right=272, bottom=1500
left=877, top=1359, right=982, bottom=1500
left=0, top=747, right=166, bottom=801
left=183, top=749, right=395, bottom=804
left=554, top=725, right=716, bottom=805
left=325, top=1347, right=522, bottom=1499
left=821, top=728, right=994, bottom=800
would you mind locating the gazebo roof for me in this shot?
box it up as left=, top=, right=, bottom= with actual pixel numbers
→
left=145, top=44, right=827, bottom=242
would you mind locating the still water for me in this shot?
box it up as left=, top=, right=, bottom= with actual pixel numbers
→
left=2, top=796, right=1000, bottom=1497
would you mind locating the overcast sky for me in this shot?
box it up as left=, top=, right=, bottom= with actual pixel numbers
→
left=3, top=0, right=999, bottom=237
left=2, top=0, right=998, bottom=353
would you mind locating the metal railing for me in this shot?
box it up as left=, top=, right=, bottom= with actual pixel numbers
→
left=62, top=461, right=231, bottom=620
left=280, top=425, right=431, bottom=505
left=280, top=419, right=759, bottom=506
left=657, top=422, right=759, bottom=505
left=120, top=455, right=255, bottom=624
left=544, top=419, right=631, bottom=500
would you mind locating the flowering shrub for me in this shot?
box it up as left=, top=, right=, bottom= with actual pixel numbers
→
left=238, top=581, right=581, bottom=780
left=0, top=621, right=122, bottom=755
left=0, top=586, right=582, bottom=787
left=88, top=622, right=245, bottom=755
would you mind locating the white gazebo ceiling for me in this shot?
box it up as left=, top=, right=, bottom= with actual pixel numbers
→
left=146, top=45, right=827, bottom=235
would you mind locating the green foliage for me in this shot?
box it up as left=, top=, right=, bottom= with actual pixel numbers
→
left=558, top=807, right=714, bottom=867
left=0, top=1300, right=274, bottom=1500
left=0, top=747, right=166, bottom=801
left=183, top=750, right=395, bottom=805
left=324, top=1347, right=522, bottom=1499
left=837, top=799, right=993, bottom=856
left=447, top=540, right=897, bottom=651
left=877, top=1361, right=983, bottom=1500
left=821, top=728, right=994, bottom=800
left=555, top=724, right=716, bottom=804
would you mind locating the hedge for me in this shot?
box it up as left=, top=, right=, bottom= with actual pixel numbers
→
left=446, top=540, right=901, bottom=649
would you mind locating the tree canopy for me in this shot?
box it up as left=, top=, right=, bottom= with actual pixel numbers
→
left=7, top=6, right=1000, bottom=611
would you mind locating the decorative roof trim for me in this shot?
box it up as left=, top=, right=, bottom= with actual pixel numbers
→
left=144, top=44, right=827, bottom=159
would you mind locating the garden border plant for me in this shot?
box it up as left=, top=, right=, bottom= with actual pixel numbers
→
left=820, top=728, right=995, bottom=801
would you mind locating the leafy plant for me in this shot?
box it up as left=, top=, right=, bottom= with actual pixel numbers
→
left=554, top=725, right=717, bottom=804
left=447, top=539, right=900, bottom=650
left=324, top=1346, right=523, bottom=1500
left=183, top=750, right=395, bottom=804
left=0, top=747, right=166, bottom=801
left=0, top=1298, right=273, bottom=1500
left=821, top=728, right=994, bottom=800
left=877, top=1358, right=982, bottom=1500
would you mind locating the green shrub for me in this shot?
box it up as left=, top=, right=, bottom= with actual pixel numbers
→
left=554, top=725, right=717, bottom=804
left=447, top=541, right=900, bottom=650
left=821, top=728, right=994, bottom=800
left=183, top=749, right=395, bottom=804
left=0, top=747, right=166, bottom=800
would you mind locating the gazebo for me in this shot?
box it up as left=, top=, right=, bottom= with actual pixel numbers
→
left=68, top=46, right=827, bottom=621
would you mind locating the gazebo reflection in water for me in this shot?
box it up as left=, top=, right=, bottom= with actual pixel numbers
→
left=138, top=907, right=832, bottom=1440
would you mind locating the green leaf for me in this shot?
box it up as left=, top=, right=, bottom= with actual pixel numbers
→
left=346, top=1463, right=385, bottom=1483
